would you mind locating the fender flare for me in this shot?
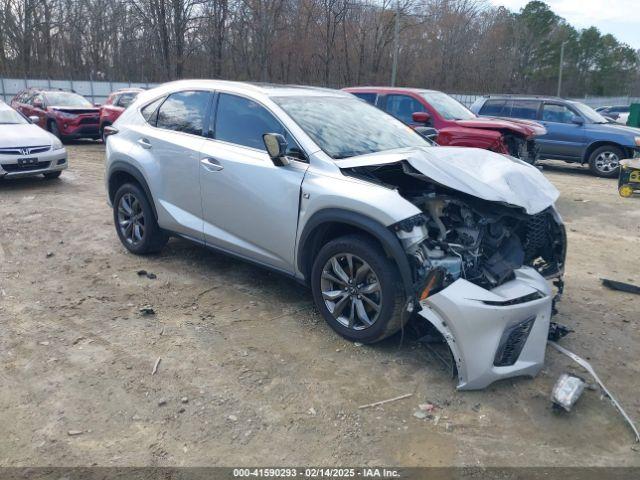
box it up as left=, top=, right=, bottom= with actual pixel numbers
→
left=107, top=161, right=158, bottom=220
left=297, top=208, right=415, bottom=297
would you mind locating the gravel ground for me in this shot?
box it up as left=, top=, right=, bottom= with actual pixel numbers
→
left=1, top=144, right=639, bottom=467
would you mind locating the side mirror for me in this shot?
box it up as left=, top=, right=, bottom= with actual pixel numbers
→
left=571, top=116, right=584, bottom=125
left=263, top=133, right=290, bottom=166
left=28, top=115, right=39, bottom=124
left=412, top=112, right=431, bottom=124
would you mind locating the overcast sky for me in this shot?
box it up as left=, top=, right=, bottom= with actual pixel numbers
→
left=487, top=0, right=640, bottom=50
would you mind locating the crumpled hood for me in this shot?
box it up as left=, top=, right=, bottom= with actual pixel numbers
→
left=0, top=123, right=54, bottom=148
left=338, top=146, right=559, bottom=215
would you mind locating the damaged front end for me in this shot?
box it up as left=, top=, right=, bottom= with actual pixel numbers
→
left=341, top=150, right=567, bottom=390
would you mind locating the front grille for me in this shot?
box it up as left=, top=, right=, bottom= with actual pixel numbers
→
left=2, top=161, right=51, bottom=172
left=494, top=316, right=536, bottom=367
left=79, top=117, right=99, bottom=125
left=0, top=145, right=51, bottom=156
left=523, top=211, right=550, bottom=261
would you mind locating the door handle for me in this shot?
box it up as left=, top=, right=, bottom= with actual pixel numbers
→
left=138, top=138, right=152, bottom=149
left=201, top=157, right=224, bottom=172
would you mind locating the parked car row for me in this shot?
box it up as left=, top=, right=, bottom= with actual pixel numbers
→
left=9, top=87, right=143, bottom=143
left=471, top=95, right=640, bottom=177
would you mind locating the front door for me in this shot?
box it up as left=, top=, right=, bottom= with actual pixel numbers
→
left=199, top=93, right=308, bottom=273
left=538, top=102, right=585, bottom=160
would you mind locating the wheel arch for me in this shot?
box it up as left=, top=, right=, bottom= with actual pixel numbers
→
left=107, top=162, right=158, bottom=220
left=582, top=141, right=630, bottom=165
left=297, top=208, right=414, bottom=297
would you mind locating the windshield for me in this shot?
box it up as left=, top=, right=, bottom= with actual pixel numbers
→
left=571, top=102, right=609, bottom=124
left=420, top=91, right=476, bottom=120
left=273, top=95, right=428, bottom=159
left=45, top=92, right=93, bottom=108
left=0, top=107, right=28, bottom=125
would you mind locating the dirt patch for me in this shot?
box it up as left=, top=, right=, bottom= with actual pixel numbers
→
left=1, top=146, right=639, bottom=466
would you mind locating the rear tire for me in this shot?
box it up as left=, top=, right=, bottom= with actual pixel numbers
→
left=43, top=171, right=62, bottom=179
left=588, top=145, right=623, bottom=178
left=113, top=183, right=168, bottom=255
left=311, top=234, right=407, bottom=344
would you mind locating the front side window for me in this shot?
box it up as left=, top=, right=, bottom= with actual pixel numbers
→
left=542, top=104, right=576, bottom=124
left=44, top=92, right=92, bottom=107
left=385, top=95, right=425, bottom=124
left=420, top=91, right=475, bottom=120
left=156, top=90, right=211, bottom=136
left=274, top=95, right=428, bottom=159
left=214, top=93, right=286, bottom=150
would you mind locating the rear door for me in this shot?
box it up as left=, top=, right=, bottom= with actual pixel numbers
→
left=537, top=102, right=585, bottom=159
left=131, top=90, right=213, bottom=240
left=198, top=92, right=308, bottom=273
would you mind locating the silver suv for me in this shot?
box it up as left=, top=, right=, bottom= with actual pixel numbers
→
left=105, top=80, right=567, bottom=390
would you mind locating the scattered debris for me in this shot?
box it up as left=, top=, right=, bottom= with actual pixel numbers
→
left=72, top=336, right=85, bottom=345
left=418, top=403, right=436, bottom=413
left=358, top=393, right=413, bottom=410
left=551, top=373, right=586, bottom=412
left=137, top=270, right=157, bottom=279
left=67, top=430, right=83, bottom=436
left=157, top=398, right=167, bottom=407
left=549, top=341, right=640, bottom=442
left=601, top=279, right=640, bottom=295
left=178, top=407, right=186, bottom=414
left=548, top=322, right=573, bottom=341
left=181, top=397, right=189, bottom=404
left=46, top=252, right=54, bottom=258
left=353, top=342, right=363, bottom=347
left=139, top=306, right=155, bottom=316
left=151, top=357, right=161, bottom=375
left=307, top=407, right=317, bottom=416
left=413, top=410, right=428, bottom=419
left=228, top=414, right=238, bottom=422
left=38, top=341, right=50, bottom=346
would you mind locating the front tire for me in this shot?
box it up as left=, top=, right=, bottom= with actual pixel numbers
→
left=311, top=234, right=407, bottom=344
left=113, top=183, right=168, bottom=254
left=588, top=145, right=623, bottom=178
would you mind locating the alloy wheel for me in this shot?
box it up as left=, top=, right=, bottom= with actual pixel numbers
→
left=320, top=253, right=382, bottom=330
left=117, top=193, right=145, bottom=245
left=594, top=151, right=620, bottom=173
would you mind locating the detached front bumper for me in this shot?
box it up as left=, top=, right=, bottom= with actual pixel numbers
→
left=418, top=266, right=552, bottom=390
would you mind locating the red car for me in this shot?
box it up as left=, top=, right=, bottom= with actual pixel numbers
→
left=11, top=88, right=100, bottom=142
left=344, top=87, right=546, bottom=163
left=99, top=88, right=144, bottom=140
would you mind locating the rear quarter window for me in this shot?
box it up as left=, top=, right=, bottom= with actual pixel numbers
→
left=510, top=100, right=540, bottom=120
left=479, top=99, right=507, bottom=116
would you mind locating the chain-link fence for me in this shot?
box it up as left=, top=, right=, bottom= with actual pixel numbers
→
left=1, top=77, right=639, bottom=110
left=0, top=77, right=159, bottom=104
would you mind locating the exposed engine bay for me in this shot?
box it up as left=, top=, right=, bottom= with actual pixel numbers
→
left=342, top=160, right=566, bottom=295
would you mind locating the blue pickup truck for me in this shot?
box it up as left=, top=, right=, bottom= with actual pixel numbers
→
left=470, top=95, right=640, bottom=177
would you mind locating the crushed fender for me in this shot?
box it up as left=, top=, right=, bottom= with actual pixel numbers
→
left=549, top=341, right=640, bottom=443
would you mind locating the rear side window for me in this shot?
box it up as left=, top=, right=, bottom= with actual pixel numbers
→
left=385, top=94, right=425, bottom=124
left=480, top=99, right=507, bottom=116
left=118, top=92, right=138, bottom=108
left=352, top=92, right=377, bottom=105
left=214, top=93, right=286, bottom=150
left=510, top=100, right=539, bottom=120
left=156, top=91, right=211, bottom=136
left=542, top=103, right=575, bottom=123
left=141, top=97, right=164, bottom=125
